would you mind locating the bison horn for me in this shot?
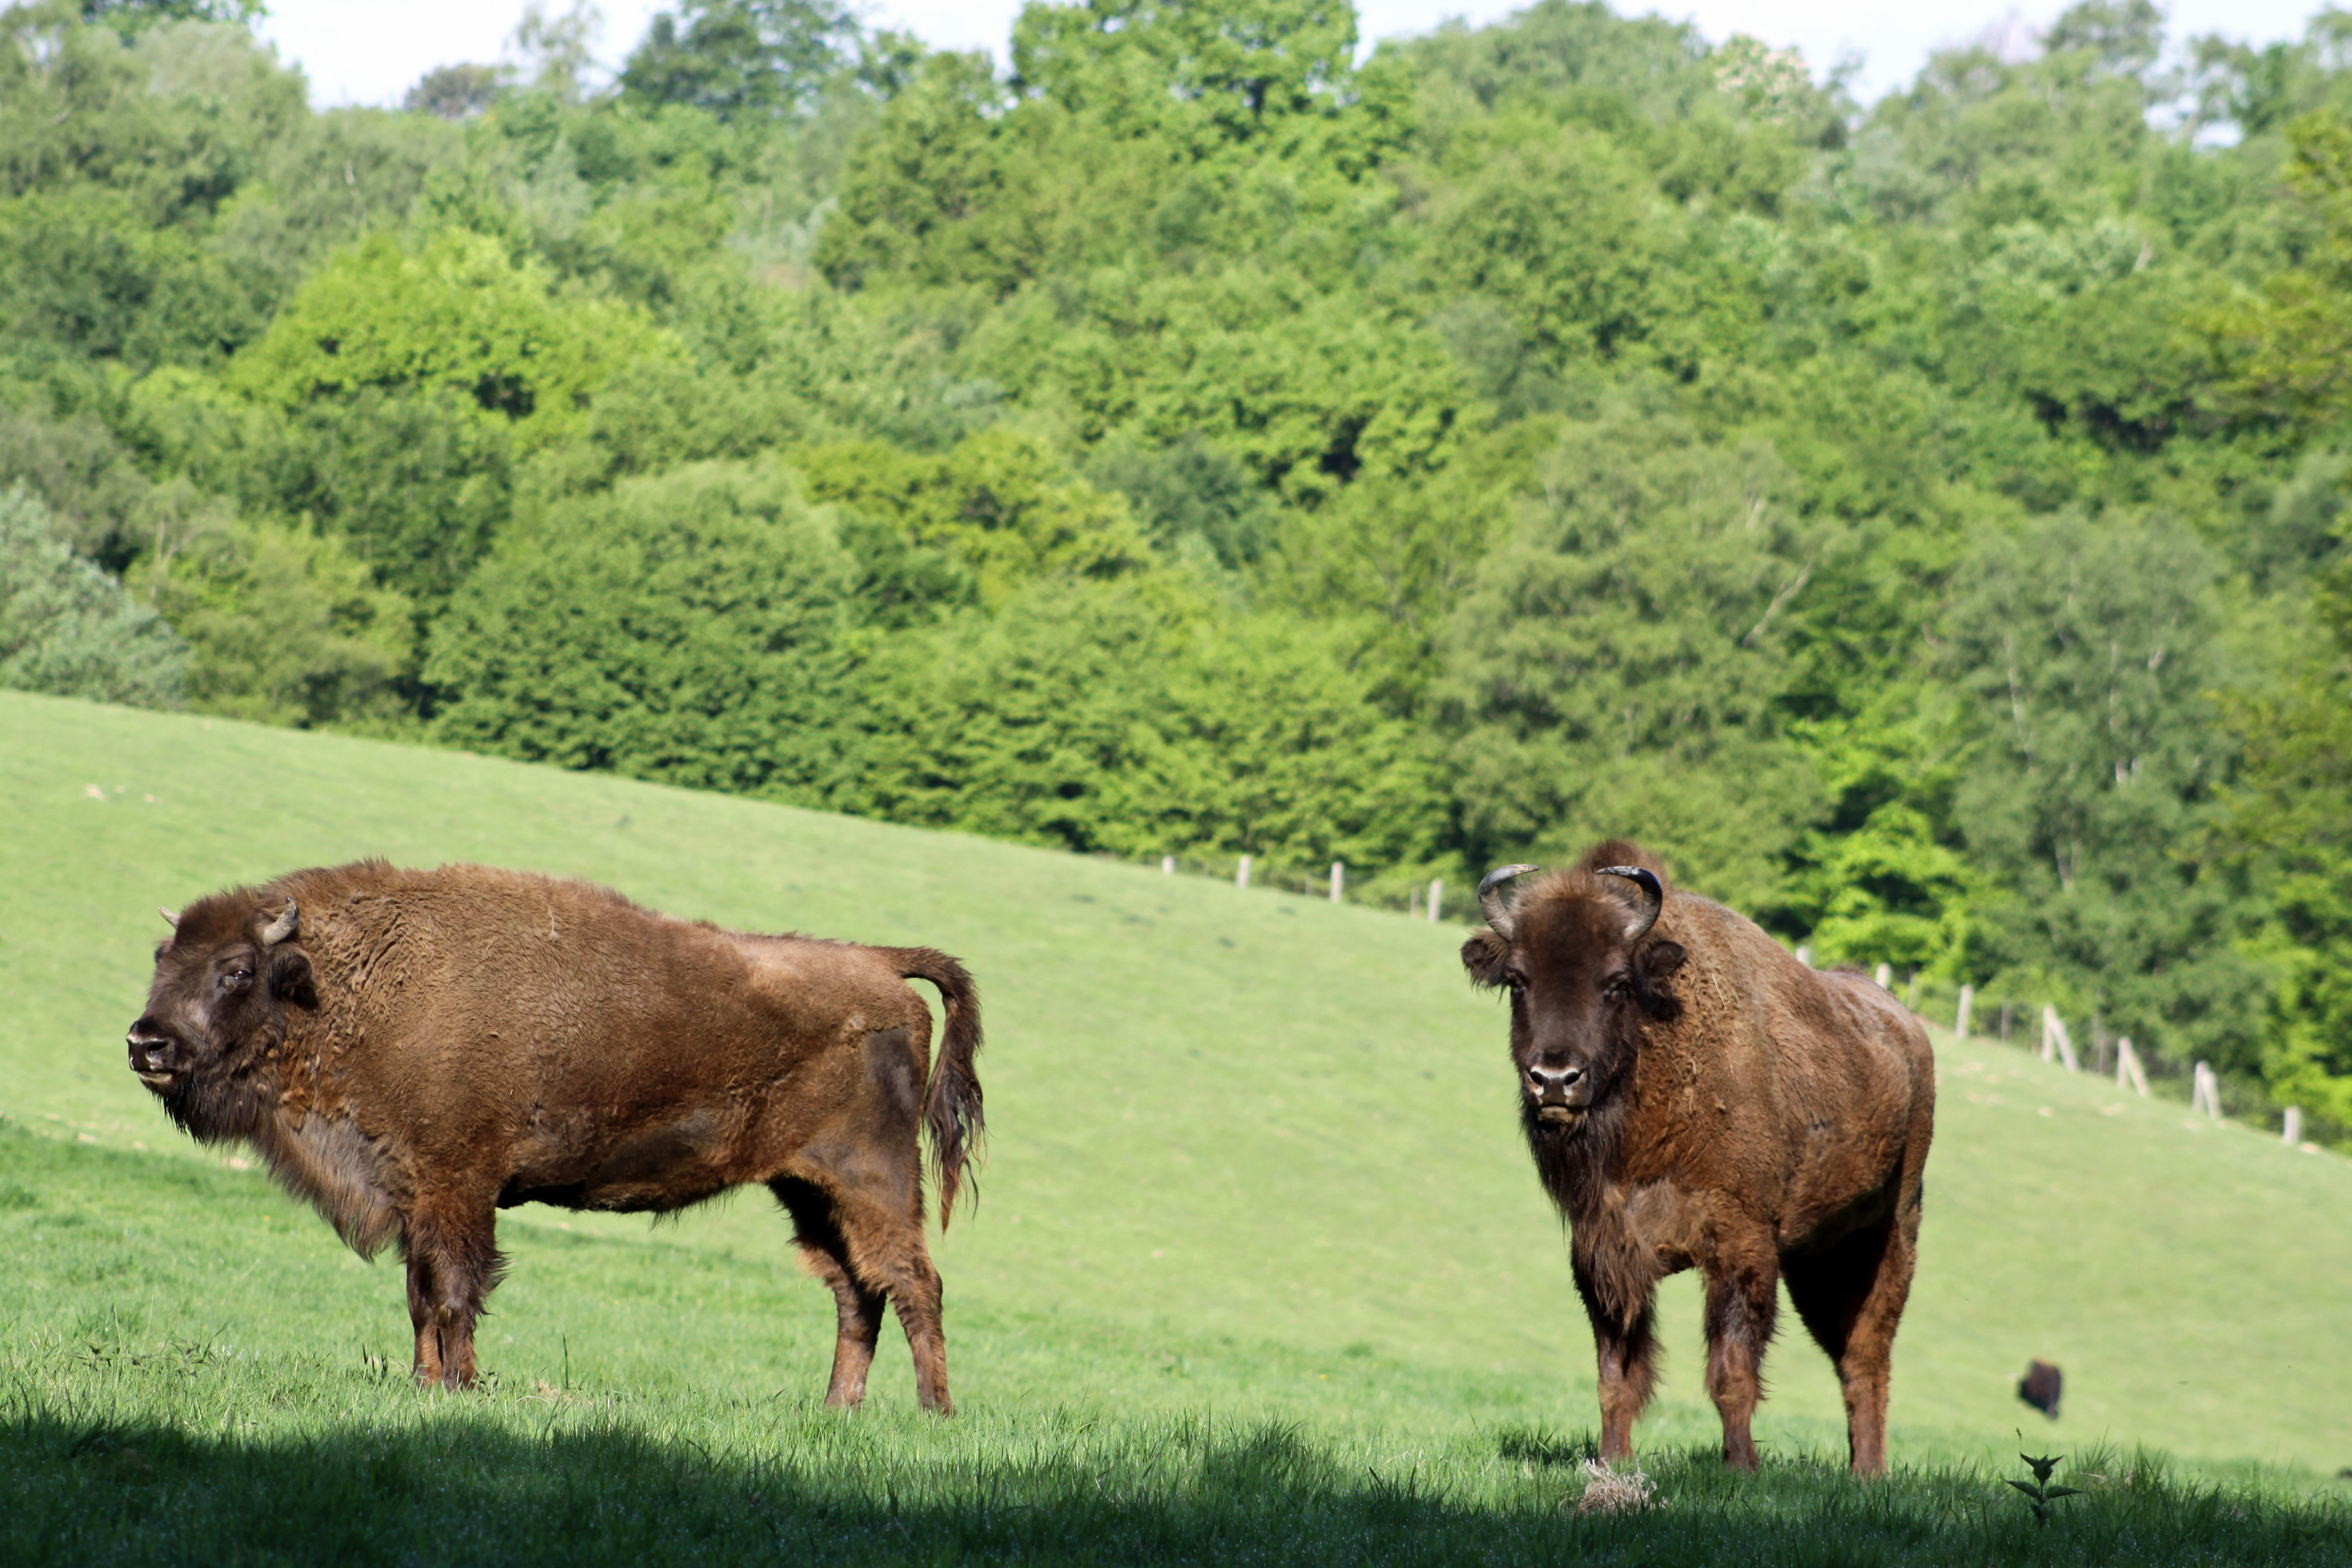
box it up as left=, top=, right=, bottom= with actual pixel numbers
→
left=157, top=907, right=179, bottom=929
left=1477, top=864, right=1540, bottom=938
left=260, top=898, right=299, bottom=947
left=1596, top=865, right=1664, bottom=943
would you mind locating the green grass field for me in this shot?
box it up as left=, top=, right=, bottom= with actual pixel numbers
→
left=3, top=689, right=2347, bottom=1564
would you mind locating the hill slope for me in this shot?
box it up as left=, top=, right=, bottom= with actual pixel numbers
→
left=3, top=690, right=2346, bottom=1474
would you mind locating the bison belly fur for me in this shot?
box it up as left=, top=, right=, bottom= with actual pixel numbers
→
left=128, top=860, right=983, bottom=1409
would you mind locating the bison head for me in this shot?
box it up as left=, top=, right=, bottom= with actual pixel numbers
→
left=128, top=892, right=316, bottom=1137
left=1460, top=842, right=1686, bottom=1138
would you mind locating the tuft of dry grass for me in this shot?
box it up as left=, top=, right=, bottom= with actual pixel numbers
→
left=1573, top=1458, right=1656, bottom=1516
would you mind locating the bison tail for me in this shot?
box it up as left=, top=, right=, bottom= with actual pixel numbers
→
left=892, top=947, right=984, bottom=1228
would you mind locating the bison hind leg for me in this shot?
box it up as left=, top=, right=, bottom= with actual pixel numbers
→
left=772, top=1176, right=886, bottom=1409
left=770, top=1175, right=952, bottom=1417
left=1699, top=1241, right=1781, bottom=1473
left=1782, top=1214, right=1915, bottom=1476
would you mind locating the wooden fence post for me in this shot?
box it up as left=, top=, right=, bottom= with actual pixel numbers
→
left=1794, top=945, right=1810, bottom=968
left=1874, top=963, right=1893, bottom=990
left=1236, top=855, right=1251, bottom=890
left=2041, top=1006, right=2079, bottom=1071
left=1330, top=862, right=1344, bottom=903
left=2284, top=1105, right=2303, bottom=1144
left=1428, top=879, right=1443, bottom=924
left=1162, top=855, right=1175, bottom=876
left=1955, top=984, right=1974, bottom=1040
left=2191, top=1061, right=2221, bottom=1119
left=2115, top=1037, right=2149, bottom=1097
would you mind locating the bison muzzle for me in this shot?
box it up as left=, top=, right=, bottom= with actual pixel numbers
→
left=129, top=861, right=983, bottom=1409
left=1463, top=841, right=1934, bottom=1475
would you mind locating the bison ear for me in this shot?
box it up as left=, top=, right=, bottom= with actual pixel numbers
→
left=1460, top=929, right=1512, bottom=989
left=1632, top=940, right=1686, bottom=1020
left=268, top=949, right=317, bottom=1010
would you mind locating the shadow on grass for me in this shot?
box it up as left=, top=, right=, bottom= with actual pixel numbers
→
left=3, top=1393, right=2347, bottom=1568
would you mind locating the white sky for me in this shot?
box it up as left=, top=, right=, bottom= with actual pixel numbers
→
left=260, top=0, right=2335, bottom=110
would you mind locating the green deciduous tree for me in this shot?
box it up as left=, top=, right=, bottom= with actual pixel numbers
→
left=620, top=0, right=865, bottom=120
left=2204, top=109, right=2352, bottom=433
left=0, top=191, right=261, bottom=370
left=424, top=458, right=854, bottom=794
left=131, top=514, right=416, bottom=730
left=792, top=427, right=1152, bottom=605
left=2222, top=562, right=2352, bottom=1127
left=228, top=229, right=671, bottom=446
left=821, top=579, right=1444, bottom=867
left=1436, top=408, right=1824, bottom=909
left=1942, top=509, right=2263, bottom=1068
left=0, top=485, right=186, bottom=706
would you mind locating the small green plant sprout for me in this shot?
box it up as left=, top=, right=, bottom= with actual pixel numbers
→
left=2007, top=1449, right=2085, bottom=1528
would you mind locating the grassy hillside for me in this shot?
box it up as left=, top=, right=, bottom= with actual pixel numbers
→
left=3, top=690, right=2348, bottom=1560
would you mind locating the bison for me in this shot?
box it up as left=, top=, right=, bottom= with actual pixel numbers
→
left=126, top=860, right=982, bottom=1409
left=2017, top=1358, right=2063, bottom=1419
left=1462, top=841, right=1934, bottom=1474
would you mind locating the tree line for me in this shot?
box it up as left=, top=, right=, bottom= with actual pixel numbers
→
left=3, top=0, right=2349, bottom=1135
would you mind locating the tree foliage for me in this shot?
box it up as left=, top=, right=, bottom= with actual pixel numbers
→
left=0, top=485, right=187, bottom=706
left=424, top=459, right=855, bottom=795
left=8, top=0, right=2352, bottom=1128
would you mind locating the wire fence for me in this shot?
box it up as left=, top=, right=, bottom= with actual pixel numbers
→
left=1140, top=850, right=2334, bottom=1150
left=1148, top=852, right=1461, bottom=923
left=1832, top=965, right=2329, bottom=1149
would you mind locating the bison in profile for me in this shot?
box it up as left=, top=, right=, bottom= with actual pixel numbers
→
left=127, top=861, right=982, bottom=1409
left=1462, top=841, right=1934, bottom=1474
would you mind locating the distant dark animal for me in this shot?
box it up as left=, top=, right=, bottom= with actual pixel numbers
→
left=2018, top=1360, right=2063, bottom=1419
left=127, top=861, right=982, bottom=1408
left=1462, top=842, right=1935, bottom=1475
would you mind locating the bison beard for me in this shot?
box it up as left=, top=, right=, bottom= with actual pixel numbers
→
left=1464, top=841, right=1935, bottom=1476
left=126, top=862, right=982, bottom=1409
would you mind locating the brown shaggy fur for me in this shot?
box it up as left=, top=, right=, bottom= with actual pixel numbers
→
left=127, top=861, right=982, bottom=1409
left=1462, top=841, right=1934, bottom=1475
left=2017, top=1358, right=2063, bottom=1419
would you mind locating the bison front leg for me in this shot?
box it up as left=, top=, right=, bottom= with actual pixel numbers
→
left=1701, top=1237, right=1780, bottom=1472
left=1572, top=1261, right=1658, bottom=1466
left=401, top=1198, right=503, bottom=1391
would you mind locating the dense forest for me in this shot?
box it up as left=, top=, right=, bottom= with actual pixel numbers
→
left=3, top=0, right=2349, bottom=1133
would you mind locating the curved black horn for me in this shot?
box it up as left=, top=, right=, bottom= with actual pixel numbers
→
left=1478, top=863, right=1540, bottom=937
left=260, top=898, right=299, bottom=947
left=1595, top=866, right=1663, bottom=942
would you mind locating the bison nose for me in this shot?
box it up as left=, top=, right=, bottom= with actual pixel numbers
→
left=127, top=1025, right=179, bottom=1079
left=1528, top=1063, right=1584, bottom=1099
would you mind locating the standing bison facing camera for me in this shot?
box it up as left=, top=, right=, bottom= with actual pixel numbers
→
left=126, top=860, right=982, bottom=1410
left=1463, top=841, right=1934, bottom=1474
